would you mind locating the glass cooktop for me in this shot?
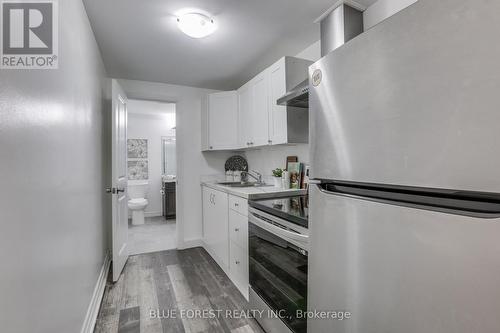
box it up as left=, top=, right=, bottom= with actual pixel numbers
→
left=249, top=195, right=309, bottom=228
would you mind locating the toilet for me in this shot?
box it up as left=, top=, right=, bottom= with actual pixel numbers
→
left=128, top=181, right=149, bottom=225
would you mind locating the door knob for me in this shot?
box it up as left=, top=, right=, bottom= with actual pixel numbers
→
left=106, top=187, right=125, bottom=194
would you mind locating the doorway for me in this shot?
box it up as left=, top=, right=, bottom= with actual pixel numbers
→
left=126, top=99, right=177, bottom=255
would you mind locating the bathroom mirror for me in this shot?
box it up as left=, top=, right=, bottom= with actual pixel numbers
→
left=161, top=136, right=176, bottom=176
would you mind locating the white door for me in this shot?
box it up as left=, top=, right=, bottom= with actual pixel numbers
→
left=269, top=60, right=287, bottom=145
left=251, top=72, right=270, bottom=147
left=202, top=187, right=229, bottom=270
left=110, top=79, right=129, bottom=282
left=308, top=184, right=500, bottom=333
left=208, top=91, right=238, bottom=150
left=212, top=189, right=229, bottom=268
left=238, top=83, right=253, bottom=148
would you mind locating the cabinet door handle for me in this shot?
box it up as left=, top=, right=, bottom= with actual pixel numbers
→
left=235, top=261, right=240, bottom=265
left=234, top=228, right=240, bottom=232
left=234, top=203, right=239, bottom=207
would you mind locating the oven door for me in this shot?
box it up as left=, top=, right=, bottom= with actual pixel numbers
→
left=248, top=209, right=308, bottom=333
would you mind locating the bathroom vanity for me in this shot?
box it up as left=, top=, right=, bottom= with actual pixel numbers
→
left=162, top=180, right=176, bottom=219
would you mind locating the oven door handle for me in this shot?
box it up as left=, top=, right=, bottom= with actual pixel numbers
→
left=249, top=213, right=309, bottom=248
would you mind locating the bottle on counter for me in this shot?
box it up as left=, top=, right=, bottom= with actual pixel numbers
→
left=282, top=171, right=290, bottom=189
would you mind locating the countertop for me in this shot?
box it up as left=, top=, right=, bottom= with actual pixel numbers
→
left=201, top=181, right=307, bottom=200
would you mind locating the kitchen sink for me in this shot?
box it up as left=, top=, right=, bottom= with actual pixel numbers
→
left=217, top=182, right=272, bottom=188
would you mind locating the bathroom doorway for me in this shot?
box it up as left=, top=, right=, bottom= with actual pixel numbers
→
left=126, top=99, right=177, bottom=255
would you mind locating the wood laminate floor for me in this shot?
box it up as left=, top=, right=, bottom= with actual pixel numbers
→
left=94, top=247, right=264, bottom=333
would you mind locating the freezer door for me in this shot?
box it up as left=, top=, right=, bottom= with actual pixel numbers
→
left=308, top=185, right=500, bottom=333
left=309, top=0, right=500, bottom=192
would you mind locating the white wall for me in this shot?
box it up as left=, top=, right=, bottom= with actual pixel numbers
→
left=0, top=1, right=108, bottom=332
left=128, top=100, right=176, bottom=217
left=295, top=40, right=322, bottom=62
left=364, top=0, right=419, bottom=30
left=118, top=79, right=233, bottom=248
left=243, top=145, right=310, bottom=180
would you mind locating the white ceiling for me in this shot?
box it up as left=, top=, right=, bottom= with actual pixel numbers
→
left=83, top=0, right=378, bottom=90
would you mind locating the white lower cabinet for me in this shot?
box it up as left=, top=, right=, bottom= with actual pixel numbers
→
left=229, top=208, right=249, bottom=299
left=229, top=209, right=248, bottom=249
left=229, top=195, right=248, bottom=217
left=202, top=187, right=229, bottom=271
left=230, top=240, right=249, bottom=300
left=202, top=186, right=249, bottom=300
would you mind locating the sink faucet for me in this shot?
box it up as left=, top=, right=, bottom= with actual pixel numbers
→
left=242, top=170, right=264, bottom=185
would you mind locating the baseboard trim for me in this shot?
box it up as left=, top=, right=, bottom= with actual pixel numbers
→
left=145, top=211, right=162, bottom=218
left=128, top=211, right=163, bottom=219
left=178, top=238, right=203, bottom=250
left=80, top=251, right=111, bottom=333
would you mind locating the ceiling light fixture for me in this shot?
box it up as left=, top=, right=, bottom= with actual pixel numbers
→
left=177, top=13, right=217, bottom=39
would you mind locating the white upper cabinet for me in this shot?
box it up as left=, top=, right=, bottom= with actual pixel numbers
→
left=237, top=82, right=253, bottom=148
left=238, top=56, right=313, bottom=148
left=268, top=58, right=288, bottom=145
left=250, top=71, right=270, bottom=147
left=268, top=56, right=312, bottom=145
left=204, top=91, right=238, bottom=151
left=203, top=56, right=312, bottom=151
left=238, top=71, right=270, bottom=148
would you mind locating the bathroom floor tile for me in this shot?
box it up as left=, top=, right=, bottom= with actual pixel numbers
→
left=128, top=217, right=177, bottom=255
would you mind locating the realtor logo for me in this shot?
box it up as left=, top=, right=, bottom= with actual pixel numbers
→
left=1, top=0, right=58, bottom=69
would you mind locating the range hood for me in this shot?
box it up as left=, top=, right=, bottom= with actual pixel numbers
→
left=277, top=79, right=309, bottom=108
left=277, top=0, right=365, bottom=108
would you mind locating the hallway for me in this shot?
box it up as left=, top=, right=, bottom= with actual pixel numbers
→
left=94, top=248, right=264, bottom=333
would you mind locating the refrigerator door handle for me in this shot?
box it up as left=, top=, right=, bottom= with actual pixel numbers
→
left=315, top=183, right=500, bottom=219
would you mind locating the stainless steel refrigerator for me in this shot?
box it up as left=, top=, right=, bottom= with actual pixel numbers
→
left=308, top=0, right=500, bottom=332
